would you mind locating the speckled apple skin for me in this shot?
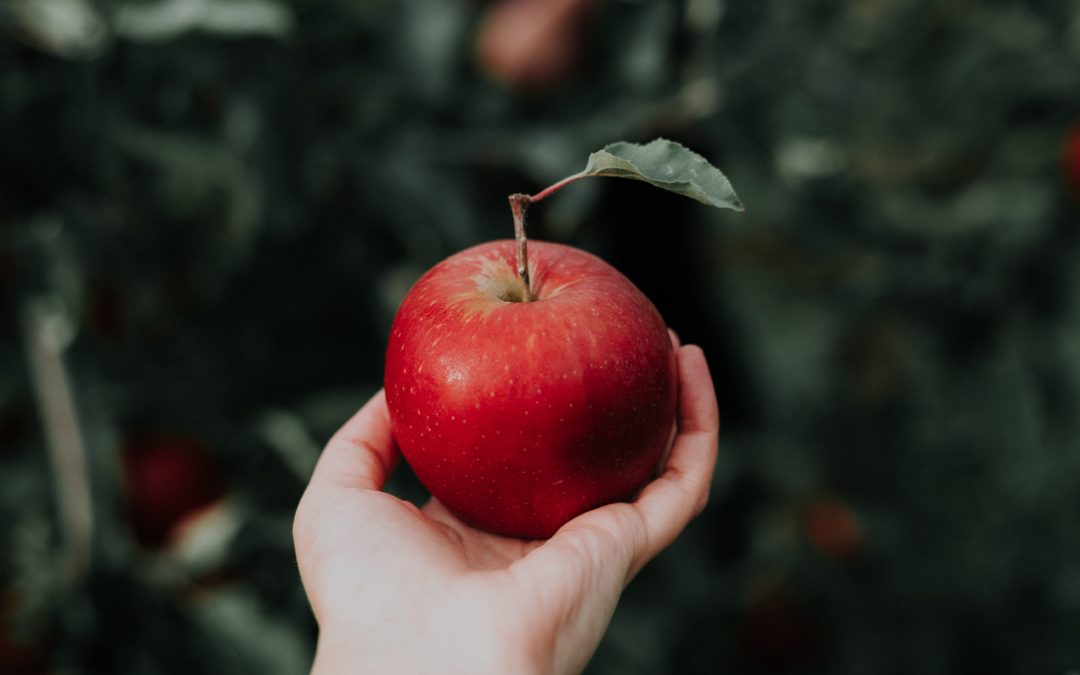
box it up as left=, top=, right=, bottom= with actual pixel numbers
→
left=385, top=240, right=677, bottom=539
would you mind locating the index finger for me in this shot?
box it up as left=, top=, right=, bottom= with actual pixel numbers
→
left=308, top=389, right=400, bottom=492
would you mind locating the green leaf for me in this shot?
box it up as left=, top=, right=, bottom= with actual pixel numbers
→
left=581, top=138, right=744, bottom=211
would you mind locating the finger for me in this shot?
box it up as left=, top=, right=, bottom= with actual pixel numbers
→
left=628, top=345, right=718, bottom=575
left=668, top=328, right=681, bottom=350
left=308, top=389, right=400, bottom=492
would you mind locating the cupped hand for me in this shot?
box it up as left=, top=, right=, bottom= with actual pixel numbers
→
left=293, top=337, right=719, bottom=674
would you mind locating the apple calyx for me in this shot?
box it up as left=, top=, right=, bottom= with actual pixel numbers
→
left=506, top=138, right=743, bottom=302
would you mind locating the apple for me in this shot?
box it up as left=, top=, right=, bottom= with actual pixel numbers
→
left=0, top=629, right=47, bottom=675
left=739, top=589, right=821, bottom=673
left=121, top=435, right=227, bottom=549
left=1066, top=123, right=1080, bottom=196
left=475, top=0, right=596, bottom=91
left=386, top=239, right=676, bottom=538
left=384, top=139, right=741, bottom=538
left=803, top=497, right=862, bottom=562
left=0, top=593, right=47, bottom=675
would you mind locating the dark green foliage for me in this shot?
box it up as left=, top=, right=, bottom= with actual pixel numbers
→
left=2, top=0, right=1080, bottom=672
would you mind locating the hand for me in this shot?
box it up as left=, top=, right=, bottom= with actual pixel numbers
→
left=293, top=336, right=719, bottom=674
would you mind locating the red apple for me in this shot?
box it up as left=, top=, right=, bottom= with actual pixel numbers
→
left=122, top=436, right=227, bottom=549
left=384, top=139, right=741, bottom=536
left=1066, top=123, right=1080, bottom=196
left=803, top=497, right=863, bottom=562
left=475, top=0, right=595, bottom=91
left=0, top=593, right=47, bottom=675
left=739, top=589, right=822, bottom=673
left=385, top=240, right=677, bottom=538
left=0, top=629, right=46, bottom=675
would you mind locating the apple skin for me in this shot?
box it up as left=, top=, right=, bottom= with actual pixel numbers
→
left=385, top=240, right=677, bottom=539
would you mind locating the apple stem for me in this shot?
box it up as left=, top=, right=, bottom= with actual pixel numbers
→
left=506, top=171, right=590, bottom=302
left=508, top=193, right=535, bottom=302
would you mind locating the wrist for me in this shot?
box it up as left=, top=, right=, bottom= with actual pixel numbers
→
left=312, top=624, right=548, bottom=675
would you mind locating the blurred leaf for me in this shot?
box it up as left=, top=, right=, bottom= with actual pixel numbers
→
left=113, top=0, right=294, bottom=42
left=580, top=139, right=744, bottom=211
left=7, top=0, right=108, bottom=58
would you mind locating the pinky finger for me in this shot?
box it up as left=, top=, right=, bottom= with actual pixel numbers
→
left=628, top=345, right=719, bottom=577
left=668, top=328, right=681, bottom=350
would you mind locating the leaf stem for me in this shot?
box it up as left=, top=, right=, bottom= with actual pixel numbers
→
left=529, top=171, right=588, bottom=203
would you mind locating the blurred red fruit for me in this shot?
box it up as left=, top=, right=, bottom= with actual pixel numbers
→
left=0, top=632, right=46, bottom=675
left=1066, top=124, right=1080, bottom=196
left=804, top=497, right=863, bottom=562
left=739, top=589, right=822, bottom=674
left=122, top=436, right=226, bottom=549
left=0, top=595, right=47, bottom=675
left=475, top=0, right=595, bottom=90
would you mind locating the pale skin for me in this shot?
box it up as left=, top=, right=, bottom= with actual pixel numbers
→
left=293, top=333, right=719, bottom=674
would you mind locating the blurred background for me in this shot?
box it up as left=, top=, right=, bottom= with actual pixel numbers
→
left=3, top=0, right=1080, bottom=672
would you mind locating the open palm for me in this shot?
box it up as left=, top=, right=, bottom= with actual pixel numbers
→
left=294, top=338, right=718, bottom=674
